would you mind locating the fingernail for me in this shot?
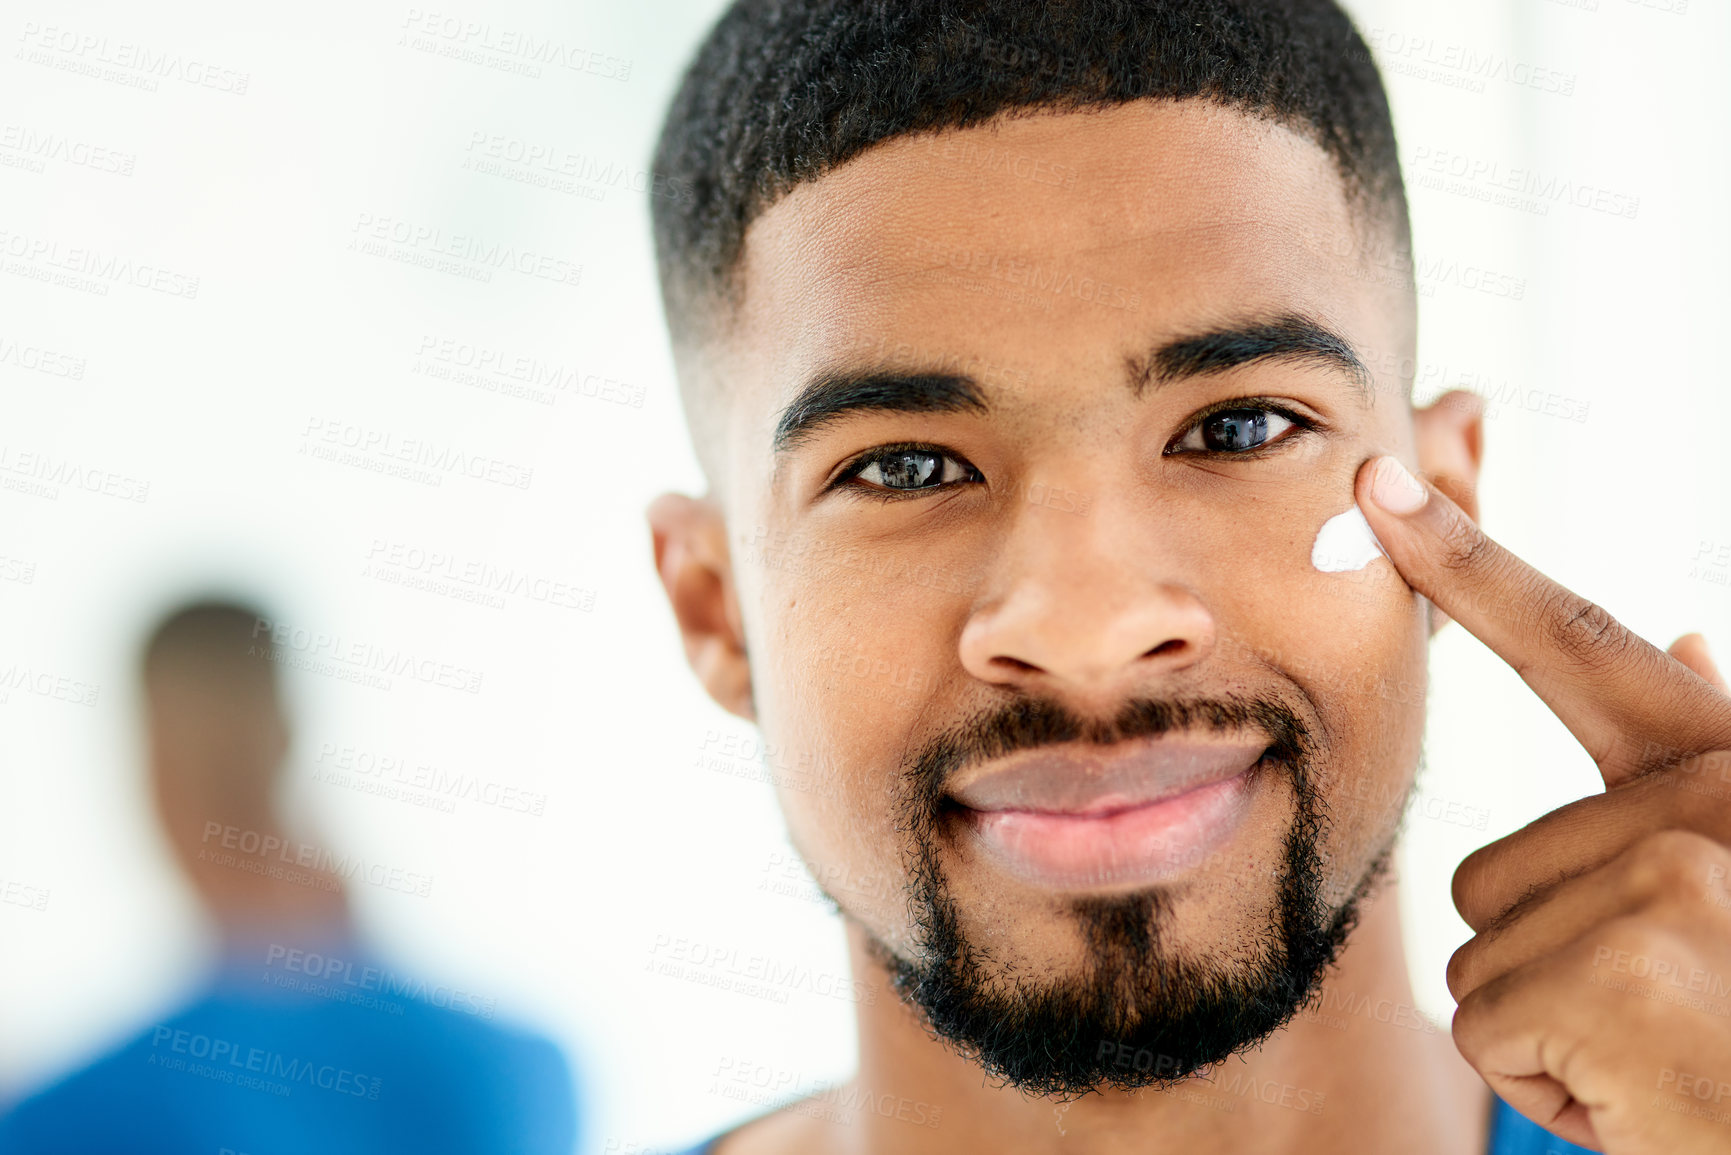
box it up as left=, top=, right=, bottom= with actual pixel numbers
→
left=1369, top=455, right=1429, bottom=514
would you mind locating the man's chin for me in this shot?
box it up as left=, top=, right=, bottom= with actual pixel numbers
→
left=870, top=924, right=1343, bottom=1097
left=860, top=841, right=1394, bottom=1098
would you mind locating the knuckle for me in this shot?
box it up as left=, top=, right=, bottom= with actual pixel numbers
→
left=1449, top=1004, right=1478, bottom=1059
left=1449, top=1001, right=1472, bottom=1050
left=1445, top=942, right=1478, bottom=1000
left=1451, top=975, right=1508, bottom=1052
left=1545, top=596, right=1634, bottom=674
left=1590, top=912, right=1692, bottom=969
left=1449, top=992, right=1478, bottom=1045
left=1451, top=850, right=1499, bottom=929
left=1435, top=513, right=1495, bottom=579
left=1452, top=826, right=1567, bottom=934
left=1626, top=829, right=1723, bottom=897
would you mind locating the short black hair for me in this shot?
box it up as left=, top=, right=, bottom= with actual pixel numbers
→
left=651, top=0, right=1409, bottom=347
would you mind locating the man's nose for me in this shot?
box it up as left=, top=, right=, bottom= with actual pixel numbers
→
left=956, top=500, right=1215, bottom=706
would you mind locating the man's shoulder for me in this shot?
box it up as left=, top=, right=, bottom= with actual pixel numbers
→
left=680, top=1094, right=842, bottom=1155
left=677, top=1092, right=1592, bottom=1155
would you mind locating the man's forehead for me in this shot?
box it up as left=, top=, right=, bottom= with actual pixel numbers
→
left=714, top=99, right=1401, bottom=489
left=733, top=100, right=1359, bottom=322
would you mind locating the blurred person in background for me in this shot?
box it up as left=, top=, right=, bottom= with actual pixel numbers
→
left=0, top=598, right=578, bottom=1154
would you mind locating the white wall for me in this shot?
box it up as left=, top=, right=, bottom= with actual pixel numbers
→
left=0, top=1, right=1723, bottom=1152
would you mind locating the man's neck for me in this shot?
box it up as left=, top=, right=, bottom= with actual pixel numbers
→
left=720, top=874, right=1491, bottom=1155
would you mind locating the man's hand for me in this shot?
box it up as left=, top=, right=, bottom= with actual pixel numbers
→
left=1356, top=453, right=1731, bottom=1154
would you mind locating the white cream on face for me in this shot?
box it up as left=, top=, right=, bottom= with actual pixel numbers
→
left=1311, top=504, right=1388, bottom=572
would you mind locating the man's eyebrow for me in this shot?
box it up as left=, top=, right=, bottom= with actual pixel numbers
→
left=771, top=314, right=1369, bottom=460
left=1131, top=314, right=1373, bottom=401
left=771, top=371, right=990, bottom=456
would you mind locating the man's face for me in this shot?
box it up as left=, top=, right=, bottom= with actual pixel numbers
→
left=667, top=101, right=1449, bottom=1090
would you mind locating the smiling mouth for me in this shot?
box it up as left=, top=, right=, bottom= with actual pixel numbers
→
left=946, top=736, right=1271, bottom=892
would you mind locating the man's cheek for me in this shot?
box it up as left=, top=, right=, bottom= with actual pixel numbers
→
left=1224, top=598, right=1427, bottom=862
left=1294, top=547, right=1414, bottom=620
left=776, top=783, right=914, bottom=934
left=760, top=672, right=923, bottom=937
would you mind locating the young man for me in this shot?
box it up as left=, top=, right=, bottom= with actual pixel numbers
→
left=645, top=3, right=1731, bottom=1152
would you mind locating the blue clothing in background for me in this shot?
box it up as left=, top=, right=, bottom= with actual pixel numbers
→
left=668, top=1093, right=1594, bottom=1154
left=1486, top=1095, right=1598, bottom=1155
left=0, top=948, right=577, bottom=1155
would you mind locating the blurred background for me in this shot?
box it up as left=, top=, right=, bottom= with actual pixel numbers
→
left=0, top=0, right=1725, bottom=1151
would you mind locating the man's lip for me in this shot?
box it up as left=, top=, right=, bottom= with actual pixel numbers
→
left=946, top=736, right=1270, bottom=815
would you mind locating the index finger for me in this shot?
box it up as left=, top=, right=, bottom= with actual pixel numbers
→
left=1354, top=454, right=1731, bottom=785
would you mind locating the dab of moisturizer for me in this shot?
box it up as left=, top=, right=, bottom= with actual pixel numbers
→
left=1311, top=504, right=1389, bottom=573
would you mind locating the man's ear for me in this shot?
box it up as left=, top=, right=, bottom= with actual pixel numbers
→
left=647, top=492, right=755, bottom=721
left=1411, top=388, right=1485, bottom=636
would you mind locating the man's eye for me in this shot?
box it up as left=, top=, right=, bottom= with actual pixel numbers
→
left=836, top=445, right=980, bottom=497
left=1171, top=406, right=1299, bottom=455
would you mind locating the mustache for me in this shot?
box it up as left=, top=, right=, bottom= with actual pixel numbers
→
left=900, top=692, right=1317, bottom=813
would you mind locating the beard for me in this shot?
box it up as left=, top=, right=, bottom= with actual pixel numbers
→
left=854, top=692, right=1397, bottom=1098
